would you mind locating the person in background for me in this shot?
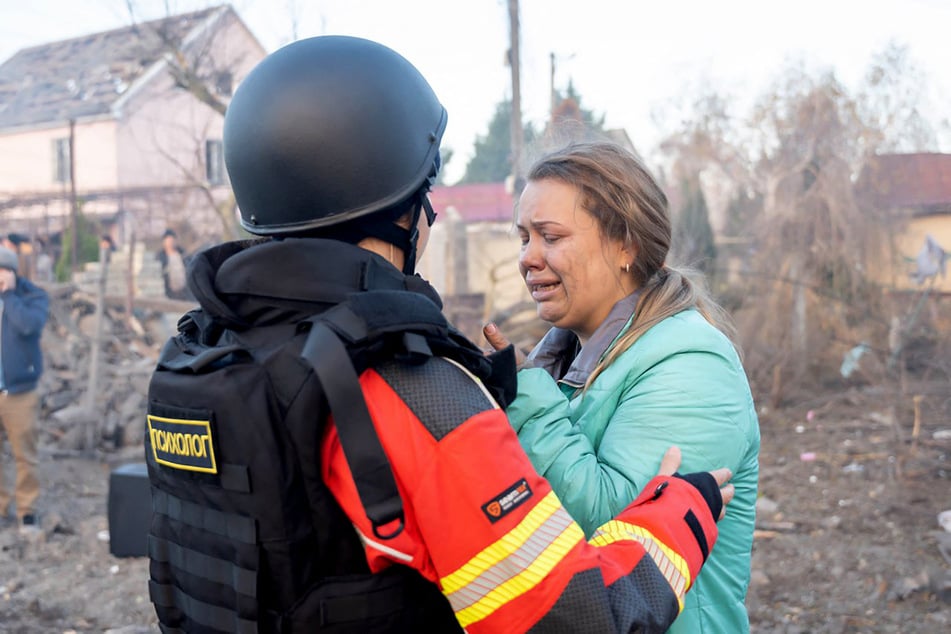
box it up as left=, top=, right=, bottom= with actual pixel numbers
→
left=485, top=141, right=761, bottom=633
left=33, top=238, right=54, bottom=283
left=0, top=246, right=49, bottom=536
left=100, top=235, right=116, bottom=251
left=155, top=228, right=190, bottom=300
left=3, top=233, right=34, bottom=282
left=145, top=36, right=735, bottom=634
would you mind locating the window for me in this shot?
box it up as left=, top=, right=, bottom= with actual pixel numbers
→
left=52, top=137, right=70, bottom=183
left=214, top=71, right=233, bottom=97
left=205, top=139, right=224, bottom=185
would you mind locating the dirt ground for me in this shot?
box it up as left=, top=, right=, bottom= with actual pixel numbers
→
left=1, top=380, right=949, bottom=633
left=746, top=379, right=951, bottom=633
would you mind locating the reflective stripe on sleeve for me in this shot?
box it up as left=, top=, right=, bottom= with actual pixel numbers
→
left=589, top=520, right=691, bottom=609
left=440, top=490, right=584, bottom=628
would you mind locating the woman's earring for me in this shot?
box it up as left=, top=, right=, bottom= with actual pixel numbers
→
left=623, top=263, right=631, bottom=273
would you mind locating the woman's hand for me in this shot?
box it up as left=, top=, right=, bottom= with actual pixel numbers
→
left=483, top=322, right=527, bottom=366
left=658, top=446, right=734, bottom=521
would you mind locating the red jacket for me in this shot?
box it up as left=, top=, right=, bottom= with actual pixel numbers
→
left=322, top=356, right=718, bottom=633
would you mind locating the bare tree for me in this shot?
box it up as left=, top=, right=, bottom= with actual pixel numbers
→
left=857, top=42, right=938, bottom=154
left=657, top=47, right=940, bottom=403
left=123, top=2, right=255, bottom=240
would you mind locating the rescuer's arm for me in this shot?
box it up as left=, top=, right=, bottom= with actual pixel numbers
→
left=321, top=360, right=730, bottom=634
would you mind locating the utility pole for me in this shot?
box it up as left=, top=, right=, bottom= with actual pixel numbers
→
left=507, top=0, right=524, bottom=194
left=69, top=119, right=79, bottom=275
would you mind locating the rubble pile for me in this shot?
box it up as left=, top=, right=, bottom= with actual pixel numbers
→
left=32, top=282, right=544, bottom=455
left=36, top=283, right=194, bottom=454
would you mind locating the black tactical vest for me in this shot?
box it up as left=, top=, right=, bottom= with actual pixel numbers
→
left=145, top=290, right=515, bottom=633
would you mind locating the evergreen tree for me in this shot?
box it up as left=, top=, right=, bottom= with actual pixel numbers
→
left=547, top=80, right=607, bottom=138
left=460, top=100, right=536, bottom=184
left=434, top=147, right=453, bottom=186
left=55, top=206, right=102, bottom=282
left=460, top=85, right=606, bottom=185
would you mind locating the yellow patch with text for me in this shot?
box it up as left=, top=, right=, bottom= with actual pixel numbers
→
left=147, top=414, right=217, bottom=474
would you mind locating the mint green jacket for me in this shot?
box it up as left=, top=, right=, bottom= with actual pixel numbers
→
left=507, top=304, right=760, bottom=634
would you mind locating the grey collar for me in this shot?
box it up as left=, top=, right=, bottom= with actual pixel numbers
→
left=526, top=291, right=641, bottom=388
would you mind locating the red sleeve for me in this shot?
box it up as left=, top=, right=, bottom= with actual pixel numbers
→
left=321, top=360, right=717, bottom=633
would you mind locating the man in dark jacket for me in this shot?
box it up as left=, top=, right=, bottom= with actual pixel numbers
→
left=155, top=229, right=191, bottom=301
left=0, top=246, right=49, bottom=535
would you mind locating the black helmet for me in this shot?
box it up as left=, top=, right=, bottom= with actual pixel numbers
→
left=223, top=35, right=447, bottom=236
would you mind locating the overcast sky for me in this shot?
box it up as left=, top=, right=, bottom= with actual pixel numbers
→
left=2, top=0, right=950, bottom=182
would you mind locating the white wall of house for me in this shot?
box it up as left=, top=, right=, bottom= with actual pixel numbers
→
left=0, top=8, right=266, bottom=244
left=0, top=118, right=121, bottom=236
left=0, top=118, right=118, bottom=194
left=111, top=12, right=264, bottom=240
left=115, top=11, right=263, bottom=192
left=116, top=80, right=223, bottom=189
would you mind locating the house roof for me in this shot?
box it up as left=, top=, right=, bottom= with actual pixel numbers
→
left=429, top=182, right=515, bottom=224
left=0, top=5, right=227, bottom=131
left=857, top=153, right=951, bottom=212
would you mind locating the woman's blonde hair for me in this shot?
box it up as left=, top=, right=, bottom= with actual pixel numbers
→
left=524, top=141, right=737, bottom=387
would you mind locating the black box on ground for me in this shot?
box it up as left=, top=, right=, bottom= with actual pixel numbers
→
left=107, top=462, right=152, bottom=558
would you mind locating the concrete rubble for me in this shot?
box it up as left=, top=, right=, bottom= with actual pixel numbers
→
left=37, top=282, right=194, bottom=455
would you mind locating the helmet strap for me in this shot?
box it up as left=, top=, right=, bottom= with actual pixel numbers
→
left=396, top=186, right=438, bottom=275
left=400, top=201, right=424, bottom=275
left=332, top=194, right=422, bottom=275
left=310, top=157, right=439, bottom=276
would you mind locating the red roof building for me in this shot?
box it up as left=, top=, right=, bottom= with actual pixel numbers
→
left=429, top=182, right=514, bottom=224
left=857, top=153, right=951, bottom=214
